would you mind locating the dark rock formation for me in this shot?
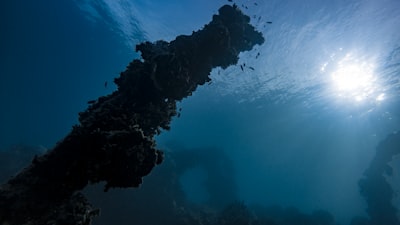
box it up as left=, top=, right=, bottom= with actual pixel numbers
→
left=0, top=4, right=264, bottom=225
left=358, top=131, right=400, bottom=225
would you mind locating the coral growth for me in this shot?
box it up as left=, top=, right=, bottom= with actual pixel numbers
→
left=358, top=131, right=400, bottom=225
left=0, top=4, right=264, bottom=225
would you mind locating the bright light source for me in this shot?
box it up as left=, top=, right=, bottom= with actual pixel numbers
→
left=331, top=63, right=374, bottom=92
left=328, top=53, right=381, bottom=103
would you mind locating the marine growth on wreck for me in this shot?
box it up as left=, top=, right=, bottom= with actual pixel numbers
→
left=0, top=4, right=264, bottom=225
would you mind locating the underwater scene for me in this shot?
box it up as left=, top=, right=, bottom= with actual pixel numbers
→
left=1, top=0, right=400, bottom=225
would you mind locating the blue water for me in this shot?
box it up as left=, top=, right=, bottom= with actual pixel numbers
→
left=1, top=0, right=400, bottom=224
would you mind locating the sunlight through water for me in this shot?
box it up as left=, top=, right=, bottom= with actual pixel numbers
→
left=72, top=1, right=400, bottom=224
left=327, top=52, right=384, bottom=103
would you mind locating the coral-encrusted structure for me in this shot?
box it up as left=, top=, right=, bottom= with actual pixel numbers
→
left=0, top=4, right=264, bottom=225
left=358, top=131, right=400, bottom=225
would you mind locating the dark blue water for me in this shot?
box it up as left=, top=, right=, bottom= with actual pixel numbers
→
left=1, top=0, right=400, bottom=224
left=0, top=0, right=139, bottom=148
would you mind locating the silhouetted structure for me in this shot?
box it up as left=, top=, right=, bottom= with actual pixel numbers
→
left=83, top=146, right=237, bottom=225
left=0, top=4, right=264, bottom=225
left=0, top=146, right=343, bottom=225
left=358, top=131, right=400, bottom=225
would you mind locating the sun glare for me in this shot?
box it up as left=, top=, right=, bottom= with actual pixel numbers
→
left=327, top=53, right=384, bottom=103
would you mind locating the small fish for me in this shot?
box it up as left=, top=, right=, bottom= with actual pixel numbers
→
left=228, top=0, right=232, bottom=2
left=254, top=2, right=258, bottom=6
left=256, top=52, right=260, bottom=59
left=267, top=21, right=272, bottom=24
left=249, top=66, right=255, bottom=71
left=104, top=81, right=108, bottom=88
left=240, top=65, right=244, bottom=71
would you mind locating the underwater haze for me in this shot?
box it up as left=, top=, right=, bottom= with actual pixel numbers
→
left=1, top=0, right=400, bottom=225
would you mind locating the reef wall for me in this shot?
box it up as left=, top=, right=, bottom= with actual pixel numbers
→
left=0, top=4, right=264, bottom=225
